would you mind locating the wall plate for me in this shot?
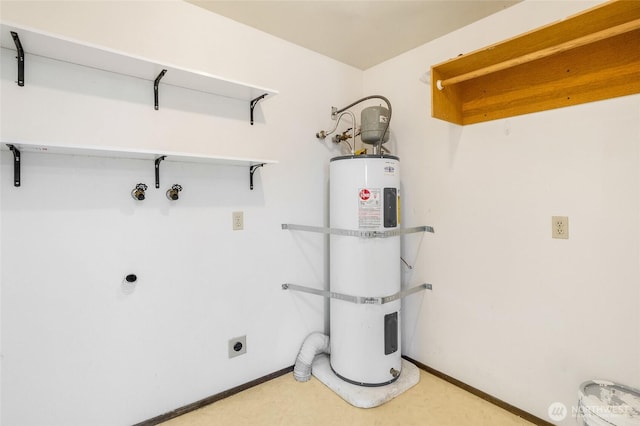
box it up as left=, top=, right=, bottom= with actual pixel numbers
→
left=228, top=335, right=246, bottom=358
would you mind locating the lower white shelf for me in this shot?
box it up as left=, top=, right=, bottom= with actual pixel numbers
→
left=1, top=140, right=276, bottom=165
left=2, top=140, right=277, bottom=189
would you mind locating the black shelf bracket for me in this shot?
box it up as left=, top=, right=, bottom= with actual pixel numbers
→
left=249, top=163, right=264, bottom=190
left=154, top=69, right=167, bottom=110
left=155, top=156, right=166, bottom=188
left=250, top=93, right=268, bottom=125
left=7, top=144, right=21, bottom=187
left=11, top=32, right=24, bottom=86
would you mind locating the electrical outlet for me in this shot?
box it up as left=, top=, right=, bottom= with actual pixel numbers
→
left=232, top=211, right=243, bottom=231
left=552, top=216, right=569, bottom=239
left=228, top=336, right=247, bottom=358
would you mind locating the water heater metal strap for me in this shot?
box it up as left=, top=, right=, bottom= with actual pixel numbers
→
left=281, top=282, right=432, bottom=305
left=281, top=224, right=434, bottom=237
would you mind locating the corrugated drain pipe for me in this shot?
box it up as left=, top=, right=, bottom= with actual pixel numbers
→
left=293, top=332, right=330, bottom=382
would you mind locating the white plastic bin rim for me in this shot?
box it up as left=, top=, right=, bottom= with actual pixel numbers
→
left=578, top=380, right=640, bottom=426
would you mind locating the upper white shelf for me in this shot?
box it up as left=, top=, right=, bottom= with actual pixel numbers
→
left=0, top=21, right=278, bottom=102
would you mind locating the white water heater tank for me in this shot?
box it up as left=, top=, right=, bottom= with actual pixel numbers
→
left=329, top=154, right=401, bottom=386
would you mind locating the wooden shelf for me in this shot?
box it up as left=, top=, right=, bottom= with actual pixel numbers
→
left=431, top=0, right=640, bottom=125
left=0, top=21, right=278, bottom=106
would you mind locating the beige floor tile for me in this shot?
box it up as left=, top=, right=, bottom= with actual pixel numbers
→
left=161, top=370, right=535, bottom=426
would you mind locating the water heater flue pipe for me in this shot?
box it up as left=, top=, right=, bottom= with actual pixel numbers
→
left=333, top=95, right=392, bottom=154
left=293, top=332, right=330, bottom=382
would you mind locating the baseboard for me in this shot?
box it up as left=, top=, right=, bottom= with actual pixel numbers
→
left=134, top=365, right=294, bottom=426
left=402, top=356, right=553, bottom=426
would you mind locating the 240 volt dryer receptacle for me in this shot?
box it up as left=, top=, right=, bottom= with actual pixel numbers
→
left=329, top=154, right=401, bottom=386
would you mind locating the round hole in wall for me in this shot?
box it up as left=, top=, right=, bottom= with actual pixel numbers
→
left=121, top=274, right=138, bottom=296
left=233, top=342, right=243, bottom=352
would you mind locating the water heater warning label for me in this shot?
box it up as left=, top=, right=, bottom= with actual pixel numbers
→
left=358, top=188, right=381, bottom=228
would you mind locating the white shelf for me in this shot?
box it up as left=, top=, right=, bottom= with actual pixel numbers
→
left=0, top=21, right=278, bottom=102
left=1, top=22, right=278, bottom=188
left=2, top=141, right=277, bottom=190
left=1, top=141, right=277, bottom=167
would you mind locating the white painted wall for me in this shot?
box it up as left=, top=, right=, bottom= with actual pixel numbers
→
left=364, top=1, right=640, bottom=424
left=2, top=1, right=639, bottom=425
left=0, top=1, right=361, bottom=425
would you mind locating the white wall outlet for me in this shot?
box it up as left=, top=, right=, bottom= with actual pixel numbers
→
left=228, top=336, right=247, bottom=358
left=552, top=216, right=569, bottom=239
left=232, top=211, right=243, bottom=231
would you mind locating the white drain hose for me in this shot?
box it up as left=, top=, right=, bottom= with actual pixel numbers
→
left=293, top=332, right=330, bottom=382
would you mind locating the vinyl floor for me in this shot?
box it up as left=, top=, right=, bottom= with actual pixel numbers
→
left=160, top=368, right=537, bottom=426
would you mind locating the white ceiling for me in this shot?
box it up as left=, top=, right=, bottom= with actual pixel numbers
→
left=185, top=0, right=521, bottom=70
